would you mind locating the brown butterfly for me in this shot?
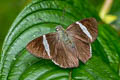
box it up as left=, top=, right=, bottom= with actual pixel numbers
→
left=26, top=18, right=98, bottom=68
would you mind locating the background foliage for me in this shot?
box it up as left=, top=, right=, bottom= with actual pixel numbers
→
left=0, top=0, right=31, bottom=52
left=0, top=0, right=120, bottom=80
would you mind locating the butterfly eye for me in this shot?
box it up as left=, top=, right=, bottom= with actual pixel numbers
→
left=56, top=25, right=63, bottom=31
left=56, top=28, right=59, bottom=31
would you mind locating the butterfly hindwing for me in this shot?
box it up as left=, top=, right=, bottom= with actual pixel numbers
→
left=52, top=41, right=79, bottom=68
left=72, top=38, right=91, bottom=63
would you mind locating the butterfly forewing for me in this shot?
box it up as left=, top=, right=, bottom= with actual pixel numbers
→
left=26, top=33, right=58, bottom=59
left=45, top=33, right=58, bottom=58
left=67, top=18, right=98, bottom=43
left=80, top=18, right=98, bottom=42
left=26, top=36, right=49, bottom=59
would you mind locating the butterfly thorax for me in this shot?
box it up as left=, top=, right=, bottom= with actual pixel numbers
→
left=56, top=25, right=75, bottom=47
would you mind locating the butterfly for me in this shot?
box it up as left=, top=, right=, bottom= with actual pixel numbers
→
left=26, top=18, right=98, bottom=68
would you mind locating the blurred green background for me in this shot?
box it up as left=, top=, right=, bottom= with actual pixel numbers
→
left=0, top=0, right=31, bottom=51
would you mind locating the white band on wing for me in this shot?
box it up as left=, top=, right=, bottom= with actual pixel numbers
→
left=89, top=44, right=92, bottom=57
left=76, top=21, right=92, bottom=40
left=43, top=35, right=50, bottom=56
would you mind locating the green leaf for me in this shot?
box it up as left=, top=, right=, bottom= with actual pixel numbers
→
left=0, top=0, right=120, bottom=80
left=0, top=0, right=31, bottom=52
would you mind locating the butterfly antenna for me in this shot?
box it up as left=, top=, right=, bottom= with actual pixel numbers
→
left=61, top=8, right=66, bottom=23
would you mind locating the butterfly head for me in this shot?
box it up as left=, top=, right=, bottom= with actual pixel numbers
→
left=56, top=25, right=64, bottom=32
